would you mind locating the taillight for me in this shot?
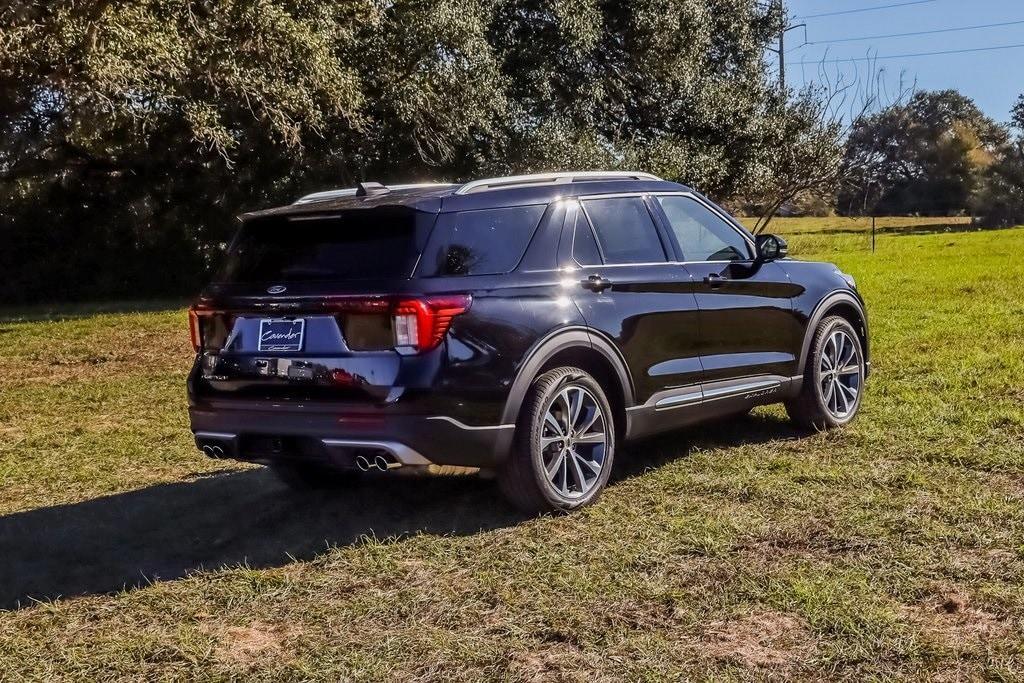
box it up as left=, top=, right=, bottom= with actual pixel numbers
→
left=189, top=305, right=233, bottom=352
left=392, top=295, right=472, bottom=351
left=188, top=306, right=202, bottom=352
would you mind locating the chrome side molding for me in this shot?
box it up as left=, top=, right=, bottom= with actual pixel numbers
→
left=425, top=416, right=516, bottom=431
left=631, top=375, right=791, bottom=413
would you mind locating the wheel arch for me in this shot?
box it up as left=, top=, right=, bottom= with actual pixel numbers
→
left=798, top=291, right=870, bottom=375
left=498, top=327, right=634, bottom=446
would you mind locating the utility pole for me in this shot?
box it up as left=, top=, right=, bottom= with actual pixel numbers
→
left=778, top=0, right=786, bottom=93
left=767, top=0, right=806, bottom=97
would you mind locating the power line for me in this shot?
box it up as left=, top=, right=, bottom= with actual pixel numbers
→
left=798, top=0, right=937, bottom=20
left=804, top=19, right=1024, bottom=45
left=792, top=42, right=1024, bottom=65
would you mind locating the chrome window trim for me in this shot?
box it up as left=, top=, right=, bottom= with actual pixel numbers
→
left=564, top=192, right=756, bottom=268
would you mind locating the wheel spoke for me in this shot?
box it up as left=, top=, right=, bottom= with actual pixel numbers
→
left=574, top=431, right=605, bottom=444
left=572, top=449, right=602, bottom=476
left=838, top=380, right=858, bottom=401
left=823, top=379, right=835, bottom=408
left=838, top=363, right=860, bottom=376
left=554, top=391, right=573, bottom=433
left=828, top=333, right=840, bottom=366
left=576, top=406, right=601, bottom=435
left=838, top=336, right=855, bottom=368
left=835, top=381, right=849, bottom=414
left=566, top=388, right=585, bottom=430
left=556, top=454, right=570, bottom=495
left=540, top=434, right=562, bottom=449
left=568, top=451, right=588, bottom=493
left=544, top=411, right=564, bottom=436
left=821, top=346, right=834, bottom=371
left=546, top=450, right=566, bottom=479
left=577, top=454, right=598, bottom=481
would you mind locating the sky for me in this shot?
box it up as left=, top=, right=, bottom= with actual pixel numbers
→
left=782, top=0, right=1024, bottom=124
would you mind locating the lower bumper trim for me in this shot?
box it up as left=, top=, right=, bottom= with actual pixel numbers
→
left=320, top=439, right=432, bottom=465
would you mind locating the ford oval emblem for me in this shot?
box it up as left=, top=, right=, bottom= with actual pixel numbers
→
left=267, top=285, right=287, bottom=295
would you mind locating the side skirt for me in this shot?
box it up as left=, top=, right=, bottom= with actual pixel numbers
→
left=625, top=375, right=802, bottom=440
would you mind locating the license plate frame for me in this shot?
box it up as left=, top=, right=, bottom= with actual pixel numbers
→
left=257, top=318, right=305, bottom=352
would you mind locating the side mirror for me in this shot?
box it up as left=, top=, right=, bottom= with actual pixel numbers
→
left=755, top=234, right=788, bottom=261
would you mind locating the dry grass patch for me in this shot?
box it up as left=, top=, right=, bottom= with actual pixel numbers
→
left=703, top=609, right=816, bottom=670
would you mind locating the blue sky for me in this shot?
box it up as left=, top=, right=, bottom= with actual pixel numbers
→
left=782, top=0, right=1024, bottom=124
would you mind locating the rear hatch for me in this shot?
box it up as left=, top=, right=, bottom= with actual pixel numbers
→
left=190, top=205, right=463, bottom=402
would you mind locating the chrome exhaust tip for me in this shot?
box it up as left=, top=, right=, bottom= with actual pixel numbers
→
left=201, top=444, right=225, bottom=459
left=374, top=454, right=401, bottom=471
left=355, top=454, right=372, bottom=472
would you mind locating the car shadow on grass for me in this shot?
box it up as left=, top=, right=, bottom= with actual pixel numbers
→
left=0, top=412, right=801, bottom=611
left=0, top=470, right=520, bottom=610
left=614, top=411, right=806, bottom=482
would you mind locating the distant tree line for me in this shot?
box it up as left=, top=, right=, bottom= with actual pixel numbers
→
left=837, top=90, right=1024, bottom=224
left=1, top=2, right=1021, bottom=304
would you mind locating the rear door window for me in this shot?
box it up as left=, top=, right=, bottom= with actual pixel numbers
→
left=582, top=197, right=666, bottom=264
left=419, top=205, right=546, bottom=276
left=571, top=210, right=603, bottom=265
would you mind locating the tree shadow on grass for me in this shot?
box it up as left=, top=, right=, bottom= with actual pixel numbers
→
left=0, top=412, right=801, bottom=611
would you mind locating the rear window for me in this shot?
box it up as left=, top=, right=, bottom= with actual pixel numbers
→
left=419, top=205, right=546, bottom=277
left=217, top=208, right=432, bottom=283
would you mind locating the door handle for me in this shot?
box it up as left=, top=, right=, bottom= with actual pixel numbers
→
left=703, top=273, right=727, bottom=288
left=581, top=274, right=613, bottom=292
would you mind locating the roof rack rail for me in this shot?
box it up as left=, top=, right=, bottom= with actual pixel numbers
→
left=454, top=171, right=662, bottom=195
left=293, top=182, right=453, bottom=205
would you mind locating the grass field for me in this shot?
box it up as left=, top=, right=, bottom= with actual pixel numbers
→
left=1, top=219, right=1023, bottom=680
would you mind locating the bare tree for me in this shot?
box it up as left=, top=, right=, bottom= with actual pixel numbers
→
left=749, top=53, right=915, bottom=234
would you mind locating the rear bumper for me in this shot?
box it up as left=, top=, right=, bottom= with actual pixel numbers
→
left=188, top=399, right=514, bottom=469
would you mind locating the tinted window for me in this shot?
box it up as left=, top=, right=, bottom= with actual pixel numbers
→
left=572, top=211, right=602, bottom=265
left=219, top=208, right=427, bottom=283
left=583, top=197, right=666, bottom=264
left=657, top=196, right=751, bottom=262
left=422, top=205, right=546, bottom=276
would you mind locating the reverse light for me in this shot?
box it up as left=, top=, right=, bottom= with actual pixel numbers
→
left=392, top=295, right=472, bottom=351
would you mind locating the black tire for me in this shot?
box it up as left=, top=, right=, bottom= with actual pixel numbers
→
left=786, top=316, right=866, bottom=430
left=270, top=461, right=358, bottom=490
left=498, top=367, right=616, bottom=514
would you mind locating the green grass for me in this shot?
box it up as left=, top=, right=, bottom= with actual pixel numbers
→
left=1, top=220, right=1023, bottom=680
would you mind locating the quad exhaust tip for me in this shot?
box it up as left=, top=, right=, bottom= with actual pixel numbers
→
left=355, top=453, right=402, bottom=472
left=201, top=444, right=225, bottom=458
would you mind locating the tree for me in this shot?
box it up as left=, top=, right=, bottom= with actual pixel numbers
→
left=837, top=90, right=1008, bottom=216
left=1, top=0, right=812, bottom=303
left=973, top=94, right=1024, bottom=227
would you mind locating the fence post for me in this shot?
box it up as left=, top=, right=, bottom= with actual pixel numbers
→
left=871, top=216, right=876, bottom=253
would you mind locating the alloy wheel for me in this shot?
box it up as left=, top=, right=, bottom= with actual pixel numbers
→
left=539, top=385, right=608, bottom=499
left=819, top=329, right=862, bottom=419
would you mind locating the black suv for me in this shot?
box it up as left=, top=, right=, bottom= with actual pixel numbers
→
left=188, top=172, right=869, bottom=513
